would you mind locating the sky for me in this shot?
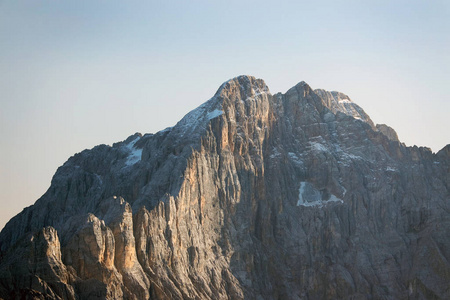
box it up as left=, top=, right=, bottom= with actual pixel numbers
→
left=0, top=0, right=449, bottom=230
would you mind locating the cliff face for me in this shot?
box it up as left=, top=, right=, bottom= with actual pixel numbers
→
left=0, top=76, right=449, bottom=299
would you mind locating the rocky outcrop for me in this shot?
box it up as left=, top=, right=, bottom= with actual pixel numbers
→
left=0, top=75, right=449, bottom=299
left=376, top=123, right=400, bottom=142
left=314, top=88, right=376, bottom=129
left=0, top=226, right=75, bottom=299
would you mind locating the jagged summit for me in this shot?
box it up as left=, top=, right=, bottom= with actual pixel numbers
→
left=174, top=75, right=380, bottom=143
left=166, top=75, right=271, bottom=150
left=288, top=80, right=313, bottom=92
left=314, top=88, right=375, bottom=128
left=214, top=75, right=270, bottom=98
left=155, top=75, right=379, bottom=145
left=0, top=76, right=449, bottom=299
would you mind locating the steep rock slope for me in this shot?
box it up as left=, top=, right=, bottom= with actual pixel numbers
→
left=0, top=76, right=449, bottom=299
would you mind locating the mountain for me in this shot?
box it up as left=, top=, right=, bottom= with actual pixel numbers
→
left=0, top=75, right=449, bottom=299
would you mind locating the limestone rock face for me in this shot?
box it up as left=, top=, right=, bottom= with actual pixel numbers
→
left=62, top=212, right=123, bottom=299
left=376, top=123, right=400, bottom=142
left=0, top=226, right=75, bottom=299
left=0, top=75, right=449, bottom=299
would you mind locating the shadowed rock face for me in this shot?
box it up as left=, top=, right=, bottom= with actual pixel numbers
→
left=0, top=75, right=449, bottom=299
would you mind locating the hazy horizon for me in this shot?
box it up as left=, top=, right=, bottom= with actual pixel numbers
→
left=1, top=0, right=449, bottom=230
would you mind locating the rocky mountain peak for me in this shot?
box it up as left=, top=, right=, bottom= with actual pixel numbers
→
left=314, top=88, right=375, bottom=128
left=0, top=76, right=449, bottom=299
left=291, top=80, right=313, bottom=93
left=214, top=75, right=270, bottom=100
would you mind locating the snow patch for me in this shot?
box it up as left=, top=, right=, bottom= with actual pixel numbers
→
left=177, top=102, right=208, bottom=134
left=245, top=89, right=267, bottom=101
left=207, top=109, right=223, bottom=120
left=333, top=144, right=363, bottom=162
left=288, top=152, right=298, bottom=159
left=288, top=152, right=304, bottom=166
left=309, top=142, right=329, bottom=153
left=297, top=182, right=343, bottom=207
left=270, top=148, right=281, bottom=159
left=124, top=137, right=142, bottom=166
left=340, top=151, right=362, bottom=160
left=332, top=95, right=367, bottom=122
left=174, top=98, right=224, bottom=137
left=339, top=99, right=352, bottom=104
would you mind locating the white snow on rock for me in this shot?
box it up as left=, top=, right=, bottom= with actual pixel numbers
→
left=334, top=94, right=366, bottom=121
left=173, top=96, right=224, bottom=138
left=288, top=152, right=304, bottom=166
left=270, top=148, right=281, bottom=159
left=309, top=142, right=329, bottom=153
left=124, top=137, right=142, bottom=166
left=177, top=102, right=208, bottom=131
left=172, top=76, right=268, bottom=139
left=207, top=109, right=224, bottom=120
left=246, top=88, right=268, bottom=101
left=297, top=181, right=343, bottom=207
left=314, top=89, right=372, bottom=125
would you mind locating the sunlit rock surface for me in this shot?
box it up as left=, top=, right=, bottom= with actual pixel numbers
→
left=0, top=76, right=449, bottom=299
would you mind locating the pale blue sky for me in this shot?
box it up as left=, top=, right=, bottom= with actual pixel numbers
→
left=1, top=0, right=449, bottom=229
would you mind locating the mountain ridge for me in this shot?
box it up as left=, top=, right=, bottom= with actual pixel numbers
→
left=0, top=75, right=449, bottom=299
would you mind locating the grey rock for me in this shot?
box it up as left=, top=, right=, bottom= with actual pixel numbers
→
left=376, top=123, right=400, bottom=142
left=0, top=75, right=449, bottom=299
